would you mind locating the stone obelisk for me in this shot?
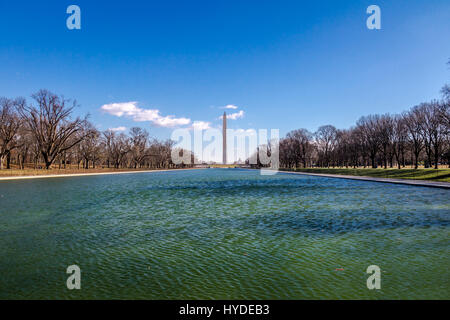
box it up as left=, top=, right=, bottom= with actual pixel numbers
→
left=222, top=112, right=227, bottom=164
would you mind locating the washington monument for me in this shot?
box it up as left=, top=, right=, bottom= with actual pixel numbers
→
left=222, top=111, right=227, bottom=164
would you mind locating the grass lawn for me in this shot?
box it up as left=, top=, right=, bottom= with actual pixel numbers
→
left=280, top=167, right=450, bottom=183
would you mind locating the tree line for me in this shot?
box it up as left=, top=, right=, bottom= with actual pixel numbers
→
left=2, top=82, right=449, bottom=171
left=279, top=86, right=450, bottom=169
left=0, top=89, right=192, bottom=170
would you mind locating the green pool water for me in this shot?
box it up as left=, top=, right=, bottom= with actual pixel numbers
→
left=0, top=169, right=449, bottom=299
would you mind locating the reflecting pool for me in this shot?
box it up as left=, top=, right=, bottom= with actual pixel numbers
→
left=0, top=169, right=448, bottom=299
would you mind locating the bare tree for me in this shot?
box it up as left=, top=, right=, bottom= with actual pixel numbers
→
left=0, top=98, right=24, bottom=169
left=334, top=129, right=353, bottom=168
left=103, top=130, right=131, bottom=168
left=130, top=127, right=150, bottom=168
left=425, top=101, right=447, bottom=169
left=438, top=97, right=450, bottom=131
left=391, top=115, right=408, bottom=169
left=403, top=106, right=425, bottom=169
left=285, top=129, right=313, bottom=168
left=16, top=126, right=33, bottom=170
left=377, top=114, right=394, bottom=169
left=19, top=90, right=87, bottom=169
left=315, top=125, right=337, bottom=167
left=357, top=115, right=381, bottom=168
left=79, top=122, right=101, bottom=169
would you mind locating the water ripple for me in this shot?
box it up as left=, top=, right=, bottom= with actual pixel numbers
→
left=0, top=169, right=449, bottom=299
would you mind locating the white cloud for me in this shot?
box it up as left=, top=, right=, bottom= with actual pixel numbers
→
left=220, top=104, right=238, bottom=110
left=191, top=121, right=212, bottom=130
left=101, top=102, right=138, bottom=117
left=221, top=110, right=244, bottom=120
left=101, top=102, right=191, bottom=128
left=108, top=126, right=127, bottom=132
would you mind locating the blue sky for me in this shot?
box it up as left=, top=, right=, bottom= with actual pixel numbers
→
left=0, top=0, right=449, bottom=139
